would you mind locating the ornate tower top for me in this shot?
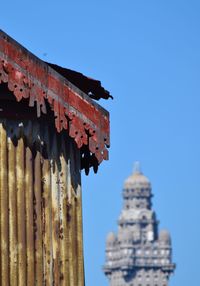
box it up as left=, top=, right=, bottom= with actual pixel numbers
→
left=103, top=164, right=175, bottom=286
left=133, top=161, right=142, bottom=174
left=124, top=162, right=151, bottom=190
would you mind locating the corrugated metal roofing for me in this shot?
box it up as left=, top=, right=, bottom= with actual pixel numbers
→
left=47, top=62, right=113, bottom=101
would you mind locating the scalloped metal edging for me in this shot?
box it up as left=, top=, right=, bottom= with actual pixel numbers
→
left=0, top=30, right=110, bottom=166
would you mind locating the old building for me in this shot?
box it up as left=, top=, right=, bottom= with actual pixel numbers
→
left=103, top=163, right=175, bottom=286
left=0, top=29, right=110, bottom=286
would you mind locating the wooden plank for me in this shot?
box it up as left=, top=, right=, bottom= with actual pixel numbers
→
left=16, top=138, right=26, bottom=286
left=59, top=137, right=70, bottom=285
left=68, top=141, right=78, bottom=286
left=76, top=185, right=84, bottom=286
left=0, top=122, right=9, bottom=286
left=8, top=137, right=17, bottom=286
left=51, top=133, right=60, bottom=286
left=42, top=158, right=52, bottom=286
left=34, top=151, right=43, bottom=285
left=25, top=146, right=35, bottom=285
left=73, top=142, right=84, bottom=286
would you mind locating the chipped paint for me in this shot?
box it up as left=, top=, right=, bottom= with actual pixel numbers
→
left=0, top=119, right=84, bottom=285
left=0, top=29, right=110, bottom=286
left=0, top=29, right=110, bottom=170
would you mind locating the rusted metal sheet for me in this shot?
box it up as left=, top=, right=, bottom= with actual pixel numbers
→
left=0, top=119, right=85, bottom=285
left=47, top=62, right=113, bottom=100
left=0, top=29, right=110, bottom=169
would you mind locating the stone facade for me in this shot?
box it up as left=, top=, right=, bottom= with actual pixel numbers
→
left=103, top=163, right=175, bottom=286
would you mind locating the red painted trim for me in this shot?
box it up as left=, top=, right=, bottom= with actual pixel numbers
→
left=0, top=30, right=110, bottom=166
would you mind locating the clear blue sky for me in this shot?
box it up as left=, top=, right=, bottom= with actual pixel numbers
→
left=1, top=1, right=200, bottom=285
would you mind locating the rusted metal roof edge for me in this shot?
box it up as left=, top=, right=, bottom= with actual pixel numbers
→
left=0, top=29, right=110, bottom=165
left=46, top=62, right=113, bottom=101
left=0, top=30, right=109, bottom=116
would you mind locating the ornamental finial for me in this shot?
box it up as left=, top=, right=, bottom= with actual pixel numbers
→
left=133, top=161, right=142, bottom=174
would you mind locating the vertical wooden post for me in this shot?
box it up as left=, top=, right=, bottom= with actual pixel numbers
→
left=34, top=151, right=43, bottom=285
left=42, top=159, right=53, bottom=286
left=8, top=137, right=17, bottom=286
left=25, top=146, right=35, bottom=285
left=0, top=122, right=9, bottom=286
left=59, top=149, right=70, bottom=285
left=16, top=138, right=26, bottom=285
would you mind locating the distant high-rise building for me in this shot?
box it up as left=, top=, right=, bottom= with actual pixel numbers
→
left=103, top=163, right=175, bottom=286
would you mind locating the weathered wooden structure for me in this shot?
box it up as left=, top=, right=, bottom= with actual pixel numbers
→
left=0, top=30, right=110, bottom=286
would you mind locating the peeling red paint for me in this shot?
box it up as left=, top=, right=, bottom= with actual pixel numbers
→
left=0, top=30, right=110, bottom=168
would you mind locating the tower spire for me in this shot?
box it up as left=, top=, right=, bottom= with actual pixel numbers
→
left=133, top=161, right=142, bottom=174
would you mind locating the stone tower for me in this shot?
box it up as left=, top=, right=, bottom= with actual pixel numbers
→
left=103, top=163, right=175, bottom=286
